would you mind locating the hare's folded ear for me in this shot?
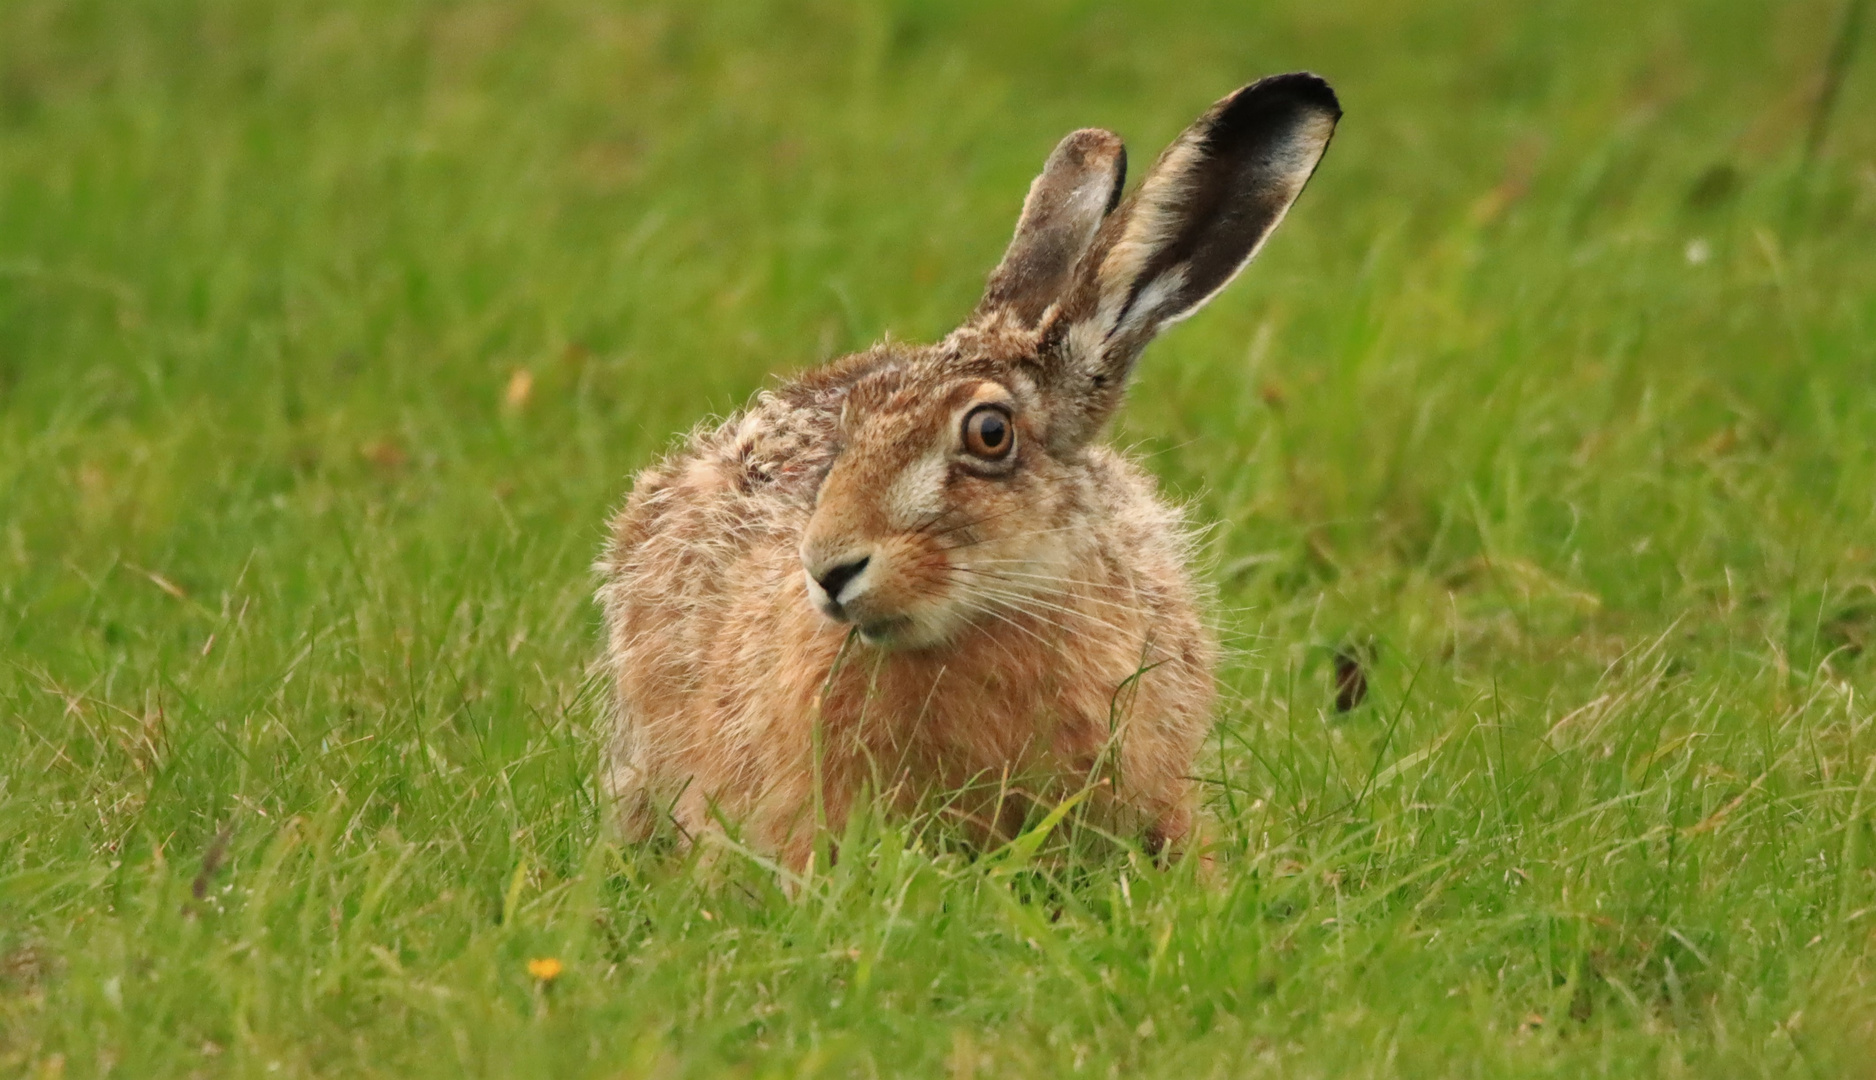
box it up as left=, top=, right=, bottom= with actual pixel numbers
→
left=971, top=128, right=1127, bottom=329
left=1037, top=73, right=1340, bottom=446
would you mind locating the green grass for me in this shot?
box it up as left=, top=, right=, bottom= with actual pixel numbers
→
left=4, top=0, right=1876, bottom=1075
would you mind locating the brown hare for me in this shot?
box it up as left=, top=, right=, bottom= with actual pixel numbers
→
left=598, top=73, right=1340, bottom=871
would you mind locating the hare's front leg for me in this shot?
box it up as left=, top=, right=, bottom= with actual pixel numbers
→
left=603, top=707, right=660, bottom=843
left=709, top=758, right=856, bottom=879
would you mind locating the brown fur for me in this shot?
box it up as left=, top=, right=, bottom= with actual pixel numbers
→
left=596, top=74, right=1341, bottom=869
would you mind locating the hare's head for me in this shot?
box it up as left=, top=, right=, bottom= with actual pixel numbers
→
left=801, top=74, right=1340, bottom=648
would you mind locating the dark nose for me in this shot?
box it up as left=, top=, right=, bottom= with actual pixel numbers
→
left=815, top=555, right=870, bottom=602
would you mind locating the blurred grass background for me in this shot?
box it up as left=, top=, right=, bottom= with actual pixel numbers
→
left=2, top=0, right=1874, bottom=1076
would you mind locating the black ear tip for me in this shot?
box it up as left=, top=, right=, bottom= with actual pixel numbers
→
left=1227, top=71, right=1343, bottom=123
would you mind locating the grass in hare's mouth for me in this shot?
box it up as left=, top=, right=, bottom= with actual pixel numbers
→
left=3, top=0, right=1876, bottom=1075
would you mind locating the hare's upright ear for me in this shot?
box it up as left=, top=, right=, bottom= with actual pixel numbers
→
left=1037, top=73, right=1340, bottom=447
left=971, top=128, right=1127, bottom=329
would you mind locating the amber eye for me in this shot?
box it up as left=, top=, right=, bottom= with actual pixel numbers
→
left=961, top=405, right=1015, bottom=461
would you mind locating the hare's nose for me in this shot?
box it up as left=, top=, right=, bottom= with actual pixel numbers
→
left=813, top=555, right=871, bottom=604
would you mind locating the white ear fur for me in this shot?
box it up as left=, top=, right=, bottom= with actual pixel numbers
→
left=1036, top=73, right=1340, bottom=447
left=1094, top=88, right=1336, bottom=340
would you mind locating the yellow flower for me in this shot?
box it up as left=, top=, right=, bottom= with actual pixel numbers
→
left=526, top=957, right=564, bottom=982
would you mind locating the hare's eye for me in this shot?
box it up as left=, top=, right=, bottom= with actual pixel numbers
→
left=961, top=405, right=1015, bottom=461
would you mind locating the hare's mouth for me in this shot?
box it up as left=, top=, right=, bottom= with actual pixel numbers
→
left=856, top=616, right=914, bottom=646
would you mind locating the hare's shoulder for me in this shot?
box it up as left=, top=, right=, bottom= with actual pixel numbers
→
left=1079, top=445, right=1208, bottom=589
left=622, top=349, right=908, bottom=519
left=1083, top=446, right=1195, bottom=535
left=605, top=367, right=880, bottom=574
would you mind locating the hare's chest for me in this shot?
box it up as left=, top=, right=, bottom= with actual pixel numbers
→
left=851, top=649, right=1115, bottom=791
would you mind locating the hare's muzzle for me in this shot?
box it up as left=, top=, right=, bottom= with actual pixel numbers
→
left=801, top=547, right=927, bottom=647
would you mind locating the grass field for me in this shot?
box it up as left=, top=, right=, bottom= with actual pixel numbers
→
left=4, top=1, right=1876, bottom=1075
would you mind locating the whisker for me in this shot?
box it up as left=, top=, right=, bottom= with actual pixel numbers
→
left=912, top=506, right=979, bottom=537
left=924, top=505, right=1029, bottom=540
left=970, top=585, right=1134, bottom=641
left=937, top=599, right=1028, bottom=668
left=951, top=595, right=1057, bottom=652
left=909, top=557, right=1143, bottom=634
left=945, top=567, right=1143, bottom=616
left=947, top=567, right=1150, bottom=615
left=942, top=523, right=1088, bottom=553
left=956, top=524, right=1085, bottom=543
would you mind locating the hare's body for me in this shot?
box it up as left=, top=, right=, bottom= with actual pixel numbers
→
left=599, top=74, right=1341, bottom=868
left=599, top=340, right=1214, bottom=864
